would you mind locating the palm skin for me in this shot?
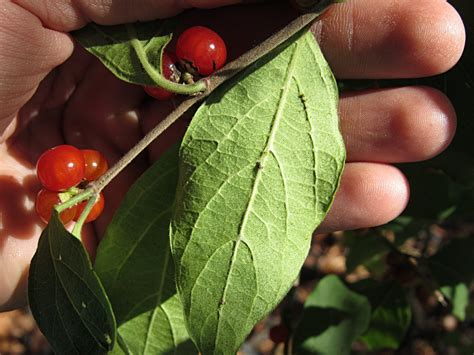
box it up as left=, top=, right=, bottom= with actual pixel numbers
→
left=0, top=0, right=465, bottom=311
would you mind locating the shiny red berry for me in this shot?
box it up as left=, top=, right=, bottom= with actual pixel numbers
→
left=176, top=26, right=227, bottom=76
left=74, top=193, right=105, bottom=223
left=144, top=51, right=179, bottom=100
left=82, top=149, right=108, bottom=182
left=35, top=189, right=77, bottom=224
left=269, top=324, right=289, bottom=344
left=36, top=145, right=85, bottom=191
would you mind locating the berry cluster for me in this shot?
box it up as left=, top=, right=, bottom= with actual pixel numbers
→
left=35, top=145, right=108, bottom=225
left=144, top=26, right=227, bottom=100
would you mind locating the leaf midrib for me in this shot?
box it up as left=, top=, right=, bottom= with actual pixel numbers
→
left=47, top=225, right=106, bottom=351
left=143, top=245, right=172, bottom=353
left=214, top=41, right=301, bottom=349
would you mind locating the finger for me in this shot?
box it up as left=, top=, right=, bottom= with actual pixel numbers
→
left=0, top=2, right=73, bottom=135
left=340, top=86, right=457, bottom=163
left=314, top=0, right=466, bottom=78
left=317, top=163, right=410, bottom=233
left=13, top=0, right=244, bottom=31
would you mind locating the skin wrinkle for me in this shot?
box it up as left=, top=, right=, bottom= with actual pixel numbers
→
left=50, top=0, right=89, bottom=30
left=12, top=0, right=79, bottom=31
left=313, top=0, right=361, bottom=75
left=345, top=1, right=354, bottom=52
left=335, top=0, right=355, bottom=53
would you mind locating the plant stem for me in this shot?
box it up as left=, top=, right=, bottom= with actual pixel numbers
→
left=93, top=12, right=324, bottom=193
left=126, top=24, right=207, bottom=95
left=72, top=195, right=98, bottom=238
left=56, top=189, right=93, bottom=213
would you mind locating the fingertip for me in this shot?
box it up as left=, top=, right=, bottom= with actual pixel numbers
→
left=317, top=0, right=467, bottom=78
left=340, top=86, right=458, bottom=163
left=433, top=2, right=466, bottom=73
left=394, top=0, right=466, bottom=77
left=318, top=163, right=410, bottom=233
left=394, top=86, right=457, bottom=161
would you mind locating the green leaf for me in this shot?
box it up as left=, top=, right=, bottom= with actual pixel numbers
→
left=401, top=166, right=461, bottom=220
left=353, top=279, right=411, bottom=350
left=115, top=295, right=196, bottom=355
left=428, top=237, right=474, bottom=320
left=72, top=21, right=172, bottom=86
left=171, top=30, right=345, bottom=354
left=381, top=216, right=429, bottom=246
left=294, top=275, right=371, bottom=355
left=344, top=231, right=390, bottom=273
left=94, top=145, right=195, bottom=354
left=440, top=330, right=474, bottom=355
left=28, top=212, right=116, bottom=354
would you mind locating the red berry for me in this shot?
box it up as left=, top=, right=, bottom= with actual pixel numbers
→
left=35, top=189, right=77, bottom=224
left=36, top=145, right=85, bottom=191
left=144, top=51, right=179, bottom=100
left=176, top=26, right=227, bottom=76
left=74, top=193, right=105, bottom=223
left=269, top=324, right=289, bottom=343
left=82, top=149, right=108, bottom=182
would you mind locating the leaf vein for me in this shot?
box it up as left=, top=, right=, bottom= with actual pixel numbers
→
left=215, top=40, right=301, bottom=347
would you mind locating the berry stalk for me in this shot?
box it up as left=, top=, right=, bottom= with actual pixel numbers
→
left=55, top=188, right=93, bottom=214
left=72, top=194, right=100, bottom=238
left=126, top=24, right=208, bottom=95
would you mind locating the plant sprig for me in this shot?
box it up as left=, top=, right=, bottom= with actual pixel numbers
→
left=56, top=6, right=337, bottom=236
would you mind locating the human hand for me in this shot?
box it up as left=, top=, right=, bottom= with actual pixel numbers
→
left=0, top=0, right=465, bottom=311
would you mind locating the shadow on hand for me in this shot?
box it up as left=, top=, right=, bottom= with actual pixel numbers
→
left=1, top=266, right=30, bottom=311
left=0, top=174, right=42, bottom=250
